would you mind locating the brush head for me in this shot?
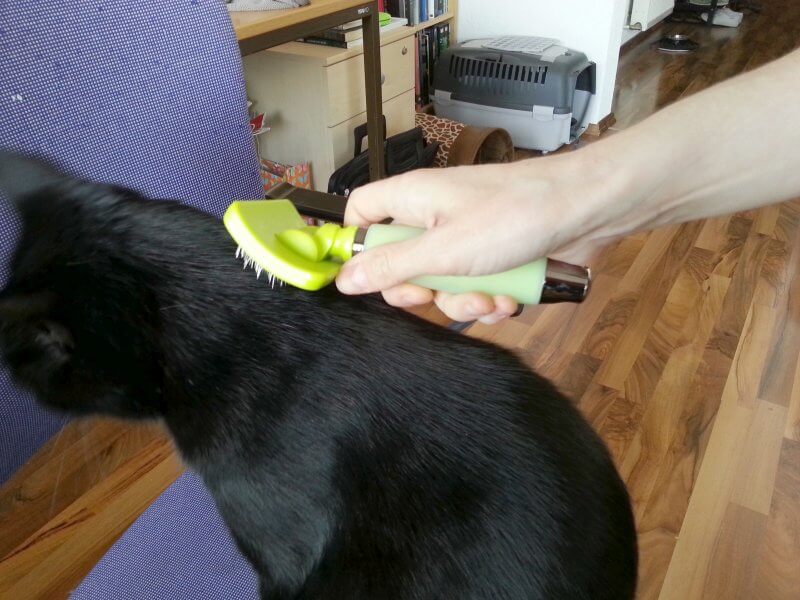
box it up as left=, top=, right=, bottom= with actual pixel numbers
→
left=223, top=199, right=359, bottom=291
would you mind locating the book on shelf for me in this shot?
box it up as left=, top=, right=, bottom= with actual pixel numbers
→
left=436, top=22, right=450, bottom=54
left=312, top=27, right=365, bottom=43
left=414, top=35, right=421, bottom=105
left=416, top=32, right=427, bottom=106
left=333, top=20, right=361, bottom=30
left=393, top=0, right=447, bottom=22
left=406, top=0, right=420, bottom=26
left=301, top=17, right=409, bottom=49
left=414, top=22, right=451, bottom=109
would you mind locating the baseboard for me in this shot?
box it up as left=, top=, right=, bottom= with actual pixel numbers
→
left=584, top=113, right=616, bottom=136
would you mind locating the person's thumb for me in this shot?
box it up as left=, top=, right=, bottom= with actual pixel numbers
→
left=335, top=235, right=436, bottom=295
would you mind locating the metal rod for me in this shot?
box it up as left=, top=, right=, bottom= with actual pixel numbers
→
left=361, top=1, right=386, bottom=181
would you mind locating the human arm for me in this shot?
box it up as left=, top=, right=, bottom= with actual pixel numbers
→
left=336, top=48, right=800, bottom=323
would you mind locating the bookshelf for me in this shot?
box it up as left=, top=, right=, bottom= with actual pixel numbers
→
left=414, top=11, right=455, bottom=36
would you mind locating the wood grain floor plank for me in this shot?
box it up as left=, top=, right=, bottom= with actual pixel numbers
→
left=701, top=502, right=768, bottom=600
left=723, top=301, right=778, bottom=410
left=757, top=228, right=800, bottom=408
left=753, top=238, right=791, bottom=308
left=730, top=401, right=788, bottom=516
left=622, top=247, right=718, bottom=416
left=787, top=354, right=800, bottom=442
left=0, top=437, right=182, bottom=600
left=553, top=352, right=601, bottom=404
left=580, top=290, right=639, bottom=361
left=617, top=226, right=683, bottom=293
left=595, top=222, right=703, bottom=390
left=751, top=438, right=800, bottom=600
left=623, top=344, right=713, bottom=522
left=659, top=395, right=791, bottom=598
left=0, top=420, right=162, bottom=560
left=695, top=215, right=732, bottom=252
left=657, top=400, right=752, bottom=600
left=753, top=204, right=781, bottom=237
left=592, top=234, right=648, bottom=279
left=631, top=275, right=730, bottom=592
left=772, top=202, right=800, bottom=244
left=577, top=383, right=624, bottom=459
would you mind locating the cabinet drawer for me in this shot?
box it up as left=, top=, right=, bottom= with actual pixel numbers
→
left=325, top=35, right=415, bottom=127
left=328, top=89, right=415, bottom=180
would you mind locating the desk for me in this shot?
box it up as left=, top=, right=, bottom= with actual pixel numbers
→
left=230, top=0, right=386, bottom=182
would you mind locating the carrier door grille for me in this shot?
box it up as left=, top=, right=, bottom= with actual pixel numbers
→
left=448, top=55, right=548, bottom=96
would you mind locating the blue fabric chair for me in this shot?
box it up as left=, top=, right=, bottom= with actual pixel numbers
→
left=1, top=1, right=262, bottom=597
left=72, top=472, right=259, bottom=599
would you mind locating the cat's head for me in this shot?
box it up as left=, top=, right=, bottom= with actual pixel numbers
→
left=0, top=151, right=182, bottom=418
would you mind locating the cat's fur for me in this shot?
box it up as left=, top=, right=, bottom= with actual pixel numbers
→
left=0, top=151, right=637, bottom=599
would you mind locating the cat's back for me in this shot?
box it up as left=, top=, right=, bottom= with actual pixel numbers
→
left=288, top=294, right=638, bottom=599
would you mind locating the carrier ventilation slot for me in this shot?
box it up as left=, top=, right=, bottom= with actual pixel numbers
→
left=448, top=56, right=548, bottom=94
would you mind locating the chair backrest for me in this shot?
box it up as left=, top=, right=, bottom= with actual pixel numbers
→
left=0, top=0, right=264, bottom=483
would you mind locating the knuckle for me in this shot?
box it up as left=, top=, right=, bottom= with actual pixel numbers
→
left=367, top=249, right=395, bottom=283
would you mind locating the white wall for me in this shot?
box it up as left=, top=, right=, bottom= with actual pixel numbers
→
left=457, top=0, right=629, bottom=125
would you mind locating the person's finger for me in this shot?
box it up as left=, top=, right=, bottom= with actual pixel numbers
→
left=433, top=291, right=495, bottom=322
left=381, top=283, right=434, bottom=307
left=492, top=295, right=519, bottom=317
left=477, top=300, right=518, bottom=325
left=336, top=226, right=460, bottom=294
left=343, top=183, right=393, bottom=227
left=343, top=171, right=440, bottom=228
left=478, top=312, right=506, bottom=326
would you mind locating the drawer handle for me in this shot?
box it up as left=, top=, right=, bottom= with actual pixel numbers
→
left=402, top=46, right=408, bottom=55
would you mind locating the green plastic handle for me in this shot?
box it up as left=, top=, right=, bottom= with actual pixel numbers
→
left=363, top=224, right=547, bottom=305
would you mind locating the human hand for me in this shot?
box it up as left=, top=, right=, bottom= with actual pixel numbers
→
left=335, top=151, right=625, bottom=324
left=336, top=48, right=800, bottom=325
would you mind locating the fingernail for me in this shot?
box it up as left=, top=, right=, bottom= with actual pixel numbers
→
left=338, top=264, right=369, bottom=294
left=465, top=302, right=484, bottom=320
left=479, top=314, right=503, bottom=326
left=399, top=293, right=416, bottom=306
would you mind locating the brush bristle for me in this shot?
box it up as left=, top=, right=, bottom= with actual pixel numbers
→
left=235, top=247, right=285, bottom=289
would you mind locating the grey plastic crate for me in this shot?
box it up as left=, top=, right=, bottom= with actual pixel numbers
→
left=432, top=39, right=596, bottom=152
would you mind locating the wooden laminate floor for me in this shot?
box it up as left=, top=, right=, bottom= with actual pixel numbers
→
left=2, top=2, right=799, bottom=598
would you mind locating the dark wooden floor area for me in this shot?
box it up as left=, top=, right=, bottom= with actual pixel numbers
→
left=1, top=2, right=799, bottom=598
left=613, top=0, right=800, bottom=131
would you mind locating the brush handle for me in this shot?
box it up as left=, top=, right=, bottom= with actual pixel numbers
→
left=363, top=224, right=578, bottom=305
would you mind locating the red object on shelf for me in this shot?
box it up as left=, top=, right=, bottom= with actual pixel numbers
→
left=378, top=0, right=385, bottom=12
left=250, top=113, right=264, bottom=132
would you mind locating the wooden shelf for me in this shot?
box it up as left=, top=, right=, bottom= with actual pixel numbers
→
left=231, top=0, right=369, bottom=42
left=259, top=12, right=456, bottom=66
left=411, top=11, right=455, bottom=34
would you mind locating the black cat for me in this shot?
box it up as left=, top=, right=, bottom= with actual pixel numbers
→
left=0, top=151, right=637, bottom=600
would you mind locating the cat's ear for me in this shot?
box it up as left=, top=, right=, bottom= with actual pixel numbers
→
left=0, top=150, right=66, bottom=205
left=0, top=291, right=57, bottom=321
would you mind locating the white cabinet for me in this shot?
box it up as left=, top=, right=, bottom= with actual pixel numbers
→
left=629, top=0, right=675, bottom=30
left=242, top=34, right=417, bottom=192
